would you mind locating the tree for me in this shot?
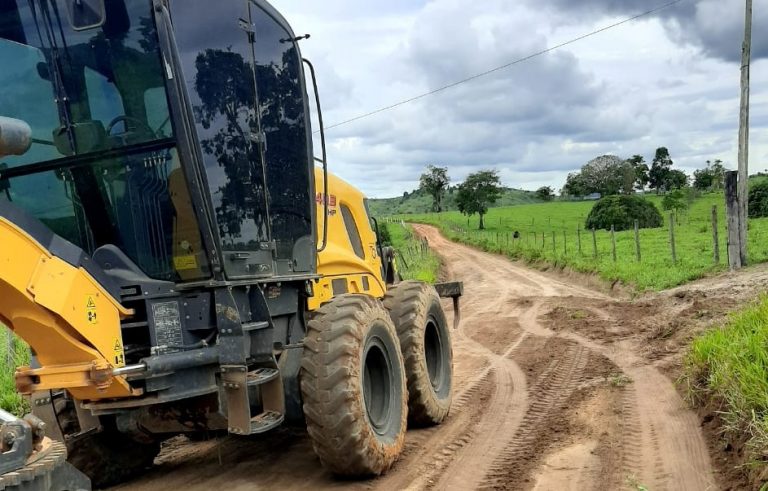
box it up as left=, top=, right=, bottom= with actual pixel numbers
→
left=649, top=147, right=673, bottom=193
left=619, top=161, right=638, bottom=195
left=667, top=169, right=688, bottom=190
left=581, top=155, right=625, bottom=196
left=456, top=170, right=503, bottom=230
left=536, top=186, right=555, bottom=201
left=693, top=167, right=713, bottom=190
left=562, top=155, right=632, bottom=199
left=561, top=172, right=589, bottom=198
left=627, top=155, right=649, bottom=192
left=694, top=159, right=726, bottom=191
left=709, top=160, right=726, bottom=190
left=662, top=189, right=688, bottom=213
left=419, top=165, right=450, bottom=213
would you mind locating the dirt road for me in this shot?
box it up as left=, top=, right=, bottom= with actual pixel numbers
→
left=116, top=224, right=731, bottom=491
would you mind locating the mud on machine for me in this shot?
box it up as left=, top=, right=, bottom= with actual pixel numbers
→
left=0, top=0, right=462, bottom=489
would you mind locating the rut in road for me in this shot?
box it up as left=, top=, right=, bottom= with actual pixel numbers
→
left=404, top=224, right=715, bottom=491
left=114, top=224, right=716, bottom=491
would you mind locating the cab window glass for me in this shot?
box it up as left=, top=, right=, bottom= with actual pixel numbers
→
left=341, top=204, right=365, bottom=260
left=250, top=3, right=312, bottom=260
left=171, top=0, right=270, bottom=251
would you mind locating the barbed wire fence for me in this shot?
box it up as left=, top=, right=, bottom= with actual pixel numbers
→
left=386, top=205, right=727, bottom=267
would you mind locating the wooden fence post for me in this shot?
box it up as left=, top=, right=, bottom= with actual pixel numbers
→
left=563, top=230, right=567, bottom=255
left=712, top=205, right=720, bottom=264
left=591, top=228, right=597, bottom=259
left=552, top=231, right=556, bottom=255
left=669, top=212, right=677, bottom=264
left=725, top=171, right=742, bottom=269
left=577, top=228, right=582, bottom=255
left=634, top=220, right=641, bottom=262
left=611, top=225, right=617, bottom=262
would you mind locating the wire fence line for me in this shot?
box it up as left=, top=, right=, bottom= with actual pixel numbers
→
left=390, top=205, right=729, bottom=268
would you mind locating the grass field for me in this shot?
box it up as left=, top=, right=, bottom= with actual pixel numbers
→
left=396, top=192, right=768, bottom=291
left=0, top=333, right=29, bottom=415
left=383, top=221, right=441, bottom=284
left=682, top=296, right=768, bottom=478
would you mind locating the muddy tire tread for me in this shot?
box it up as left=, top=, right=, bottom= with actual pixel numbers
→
left=300, top=294, right=407, bottom=476
left=384, top=281, right=452, bottom=426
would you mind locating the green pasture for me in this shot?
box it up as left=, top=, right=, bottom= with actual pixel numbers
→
left=396, top=193, right=768, bottom=291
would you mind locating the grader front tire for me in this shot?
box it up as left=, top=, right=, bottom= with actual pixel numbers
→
left=300, top=294, right=407, bottom=477
left=384, top=281, right=453, bottom=426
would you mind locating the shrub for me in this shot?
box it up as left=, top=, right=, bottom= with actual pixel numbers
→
left=662, top=189, right=689, bottom=212
left=585, top=195, right=663, bottom=231
left=748, top=180, right=768, bottom=218
left=378, top=221, right=394, bottom=245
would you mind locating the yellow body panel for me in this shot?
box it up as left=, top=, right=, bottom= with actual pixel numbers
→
left=310, top=167, right=387, bottom=311
left=0, top=217, right=138, bottom=400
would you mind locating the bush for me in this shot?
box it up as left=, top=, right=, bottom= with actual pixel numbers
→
left=378, top=221, right=394, bottom=246
left=662, top=189, right=688, bottom=212
left=585, top=195, right=663, bottom=231
left=748, top=180, right=768, bottom=218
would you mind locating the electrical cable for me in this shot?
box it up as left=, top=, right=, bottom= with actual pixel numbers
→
left=318, top=0, right=686, bottom=133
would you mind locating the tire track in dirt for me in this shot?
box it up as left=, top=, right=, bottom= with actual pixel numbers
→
left=115, top=224, right=715, bottom=491
left=478, top=343, right=589, bottom=489
left=412, top=224, right=715, bottom=491
left=374, top=299, right=531, bottom=491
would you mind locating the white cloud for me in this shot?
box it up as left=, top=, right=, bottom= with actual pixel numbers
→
left=270, top=0, right=766, bottom=198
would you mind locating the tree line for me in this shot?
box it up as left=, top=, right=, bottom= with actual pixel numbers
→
left=415, top=149, right=728, bottom=231
left=561, top=148, right=727, bottom=199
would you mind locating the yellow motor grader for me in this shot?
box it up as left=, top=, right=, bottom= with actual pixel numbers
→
left=0, top=0, right=461, bottom=489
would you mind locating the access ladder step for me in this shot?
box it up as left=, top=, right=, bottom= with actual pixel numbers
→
left=249, top=410, right=284, bottom=434
left=241, top=321, right=270, bottom=332
left=246, top=368, right=279, bottom=386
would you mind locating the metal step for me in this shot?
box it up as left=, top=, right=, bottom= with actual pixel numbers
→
left=241, top=321, right=269, bottom=332
left=246, top=368, right=279, bottom=386
left=249, top=411, right=283, bottom=434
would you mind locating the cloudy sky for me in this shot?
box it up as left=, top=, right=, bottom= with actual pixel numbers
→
left=272, top=0, right=768, bottom=198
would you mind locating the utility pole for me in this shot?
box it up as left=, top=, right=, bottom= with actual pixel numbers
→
left=737, top=0, right=752, bottom=266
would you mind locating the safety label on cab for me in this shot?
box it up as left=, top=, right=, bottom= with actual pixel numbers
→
left=85, top=295, right=98, bottom=325
left=174, top=255, right=198, bottom=271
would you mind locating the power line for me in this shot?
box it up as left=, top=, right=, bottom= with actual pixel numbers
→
left=320, top=0, right=686, bottom=132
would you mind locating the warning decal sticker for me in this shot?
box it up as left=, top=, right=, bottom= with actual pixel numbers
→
left=85, top=295, right=98, bottom=325
left=112, top=337, right=125, bottom=367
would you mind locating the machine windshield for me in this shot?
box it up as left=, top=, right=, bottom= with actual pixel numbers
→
left=0, top=0, right=173, bottom=165
left=0, top=0, right=210, bottom=282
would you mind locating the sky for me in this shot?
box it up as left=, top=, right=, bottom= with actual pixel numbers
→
left=271, top=0, right=768, bottom=198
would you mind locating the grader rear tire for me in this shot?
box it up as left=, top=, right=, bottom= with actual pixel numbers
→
left=300, top=294, right=407, bottom=477
left=384, top=281, right=453, bottom=426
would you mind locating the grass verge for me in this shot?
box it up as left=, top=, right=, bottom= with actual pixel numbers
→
left=0, top=332, right=30, bottom=416
left=682, top=296, right=768, bottom=486
left=383, top=221, right=440, bottom=283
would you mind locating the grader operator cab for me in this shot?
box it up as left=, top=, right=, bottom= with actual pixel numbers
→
left=0, top=0, right=462, bottom=489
